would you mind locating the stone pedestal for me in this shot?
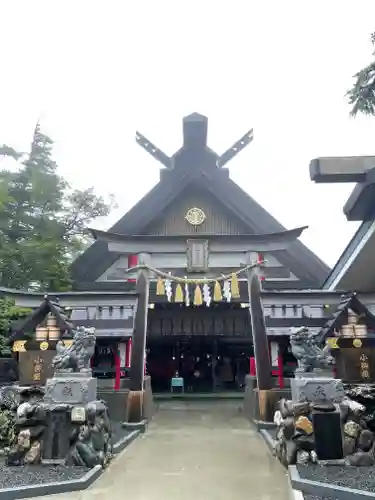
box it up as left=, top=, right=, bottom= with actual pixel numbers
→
left=44, top=372, right=97, bottom=405
left=312, top=407, right=344, bottom=460
left=291, top=372, right=345, bottom=404
left=42, top=407, right=72, bottom=464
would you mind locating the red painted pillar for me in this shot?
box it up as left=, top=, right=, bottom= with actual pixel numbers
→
left=257, top=253, right=265, bottom=281
left=126, top=338, right=132, bottom=368
left=114, top=344, right=121, bottom=391
left=250, top=357, right=256, bottom=376
left=127, top=255, right=138, bottom=283
left=277, top=353, right=284, bottom=389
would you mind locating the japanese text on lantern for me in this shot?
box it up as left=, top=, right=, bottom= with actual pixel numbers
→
left=32, top=356, right=44, bottom=381
left=360, top=353, right=370, bottom=380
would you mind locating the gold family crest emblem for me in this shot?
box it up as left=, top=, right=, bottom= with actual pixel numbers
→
left=185, top=207, right=206, bottom=226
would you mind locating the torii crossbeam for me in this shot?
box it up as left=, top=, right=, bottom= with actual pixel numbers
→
left=309, top=155, right=375, bottom=221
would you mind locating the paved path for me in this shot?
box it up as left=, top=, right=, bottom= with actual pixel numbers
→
left=36, top=401, right=289, bottom=500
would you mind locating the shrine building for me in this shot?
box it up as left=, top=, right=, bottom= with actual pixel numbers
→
left=5, top=113, right=375, bottom=394
left=69, top=112, right=332, bottom=392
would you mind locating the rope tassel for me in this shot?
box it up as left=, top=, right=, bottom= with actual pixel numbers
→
left=156, top=277, right=165, bottom=296
left=213, top=281, right=222, bottom=301
left=194, top=285, right=203, bottom=306
left=143, top=261, right=264, bottom=303
left=174, top=284, right=184, bottom=303
left=231, top=273, right=240, bottom=298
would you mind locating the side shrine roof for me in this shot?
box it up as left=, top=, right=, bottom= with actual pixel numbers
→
left=10, top=295, right=73, bottom=341
left=316, top=292, right=375, bottom=343
left=71, top=113, right=330, bottom=288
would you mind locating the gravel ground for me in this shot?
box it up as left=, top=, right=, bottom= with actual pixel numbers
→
left=298, top=464, right=375, bottom=494
left=0, top=463, right=90, bottom=489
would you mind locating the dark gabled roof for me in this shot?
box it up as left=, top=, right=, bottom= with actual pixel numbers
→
left=72, top=170, right=330, bottom=287
left=71, top=114, right=330, bottom=288
left=317, top=292, right=375, bottom=343
left=11, top=295, right=73, bottom=341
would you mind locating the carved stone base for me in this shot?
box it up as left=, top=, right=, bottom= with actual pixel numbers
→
left=291, top=375, right=344, bottom=404
left=44, top=373, right=97, bottom=405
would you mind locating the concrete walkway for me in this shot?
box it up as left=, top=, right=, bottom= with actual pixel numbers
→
left=35, top=400, right=289, bottom=500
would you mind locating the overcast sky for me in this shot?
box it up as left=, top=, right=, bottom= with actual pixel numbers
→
left=1, top=1, right=375, bottom=268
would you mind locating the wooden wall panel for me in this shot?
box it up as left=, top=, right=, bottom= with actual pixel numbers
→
left=143, top=187, right=250, bottom=236
left=147, top=308, right=251, bottom=338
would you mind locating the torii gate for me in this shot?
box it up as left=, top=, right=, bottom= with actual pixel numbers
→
left=310, top=155, right=375, bottom=221
left=93, top=113, right=308, bottom=423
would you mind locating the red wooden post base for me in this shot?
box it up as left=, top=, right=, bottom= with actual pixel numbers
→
left=114, top=344, right=121, bottom=391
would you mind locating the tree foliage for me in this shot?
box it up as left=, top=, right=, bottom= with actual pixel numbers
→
left=0, top=297, right=31, bottom=356
left=347, top=32, right=375, bottom=116
left=0, top=123, right=115, bottom=291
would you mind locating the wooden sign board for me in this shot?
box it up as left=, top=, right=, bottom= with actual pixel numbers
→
left=186, top=239, right=209, bottom=273
left=334, top=348, right=375, bottom=383
left=18, top=350, right=55, bottom=386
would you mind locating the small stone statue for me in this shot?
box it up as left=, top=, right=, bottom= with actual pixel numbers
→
left=67, top=401, right=113, bottom=468
left=52, top=327, right=96, bottom=373
left=290, top=326, right=334, bottom=373
left=6, top=400, right=46, bottom=465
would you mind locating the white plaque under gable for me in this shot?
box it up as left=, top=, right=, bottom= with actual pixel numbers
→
left=186, top=239, right=209, bottom=273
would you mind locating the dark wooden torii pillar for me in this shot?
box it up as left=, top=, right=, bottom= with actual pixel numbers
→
left=246, top=265, right=274, bottom=421
left=126, top=267, right=149, bottom=423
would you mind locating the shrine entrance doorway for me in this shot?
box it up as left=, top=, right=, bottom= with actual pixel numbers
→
left=147, top=336, right=253, bottom=394
left=146, top=303, right=253, bottom=393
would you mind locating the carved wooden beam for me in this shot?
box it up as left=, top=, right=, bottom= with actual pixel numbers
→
left=135, top=114, right=254, bottom=172
left=135, top=131, right=172, bottom=170
left=217, top=129, right=254, bottom=168
left=90, top=227, right=308, bottom=254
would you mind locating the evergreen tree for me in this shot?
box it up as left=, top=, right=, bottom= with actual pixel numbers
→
left=0, top=123, right=115, bottom=290
left=347, top=32, right=375, bottom=116
left=0, top=298, right=31, bottom=356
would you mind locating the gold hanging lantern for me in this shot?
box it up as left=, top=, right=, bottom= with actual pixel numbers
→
left=156, top=277, right=165, bottom=296
left=194, top=285, right=203, bottom=306
left=213, top=281, right=222, bottom=301
left=174, top=284, right=184, bottom=303
left=231, top=272, right=240, bottom=298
